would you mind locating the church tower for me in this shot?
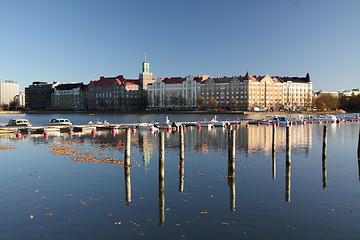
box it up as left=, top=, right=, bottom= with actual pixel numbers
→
left=139, top=54, right=154, bottom=90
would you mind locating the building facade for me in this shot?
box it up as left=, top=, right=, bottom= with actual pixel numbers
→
left=86, top=75, right=142, bottom=111
left=0, top=80, right=19, bottom=106
left=148, top=72, right=312, bottom=111
left=147, top=75, right=207, bottom=110
left=14, top=90, right=25, bottom=107
left=51, top=83, right=86, bottom=110
left=25, top=81, right=60, bottom=110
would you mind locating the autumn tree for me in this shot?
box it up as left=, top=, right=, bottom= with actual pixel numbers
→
left=208, top=97, right=218, bottom=108
left=196, top=96, right=206, bottom=108
left=315, top=93, right=338, bottom=111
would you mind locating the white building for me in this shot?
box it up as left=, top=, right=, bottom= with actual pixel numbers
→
left=147, top=75, right=203, bottom=110
left=0, top=80, right=20, bottom=106
left=14, top=90, right=25, bottom=107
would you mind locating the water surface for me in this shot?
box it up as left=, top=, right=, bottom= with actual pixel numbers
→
left=0, top=114, right=359, bottom=240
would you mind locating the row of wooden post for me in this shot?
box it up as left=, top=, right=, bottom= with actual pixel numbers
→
left=123, top=124, right=360, bottom=224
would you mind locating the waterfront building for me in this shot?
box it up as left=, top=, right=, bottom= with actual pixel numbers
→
left=148, top=72, right=312, bottom=111
left=0, top=80, right=19, bottom=106
left=14, top=90, right=25, bottom=107
left=147, top=75, right=207, bottom=110
left=25, top=81, right=60, bottom=110
left=86, top=60, right=154, bottom=111
left=51, top=83, right=86, bottom=110
left=86, top=75, right=142, bottom=111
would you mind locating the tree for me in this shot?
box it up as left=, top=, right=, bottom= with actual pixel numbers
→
left=196, top=96, right=206, bottom=108
left=315, top=93, right=338, bottom=110
left=208, top=97, right=218, bottom=108
left=339, top=94, right=360, bottom=111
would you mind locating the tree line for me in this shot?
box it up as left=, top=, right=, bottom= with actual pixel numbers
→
left=316, top=93, right=360, bottom=112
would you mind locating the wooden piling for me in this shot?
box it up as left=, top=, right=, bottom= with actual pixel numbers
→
left=285, top=126, right=291, bottom=202
left=125, top=128, right=131, bottom=165
left=179, top=126, right=185, bottom=192
left=286, top=126, right=291, bottom=160
left=159, top=132, right=165, bottom=225
left=322, top=125, right=328, bottom=189
left=124, top=128, right=131, bottom=202
left=272, top=123, right=277, bottom=180
left=322, top=125, right=328, bottom=160
left=228, top=129, right=236, bottom=211
left=228, top=125, right=233, bottom=157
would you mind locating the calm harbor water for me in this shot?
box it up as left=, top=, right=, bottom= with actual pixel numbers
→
left=0, top=113, right=359, bottom=240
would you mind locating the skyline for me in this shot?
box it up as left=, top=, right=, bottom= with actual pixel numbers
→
left=1, top=0, right=359, bottom=91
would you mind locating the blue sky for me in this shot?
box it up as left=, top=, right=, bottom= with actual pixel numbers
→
left=0, top=0, right=359, bottom=91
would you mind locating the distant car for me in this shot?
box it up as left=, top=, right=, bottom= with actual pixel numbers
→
left=252, top=107, right=260, bottom=111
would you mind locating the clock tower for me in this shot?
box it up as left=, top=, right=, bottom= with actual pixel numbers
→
left=139, top=56, right=154, bottom=90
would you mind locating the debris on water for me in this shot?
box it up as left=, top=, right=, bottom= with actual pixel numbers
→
left=0, top=146, right=15, bottom=151
left=71, top=157, right=124, bottom=164
left=47, top=145, right=82, bottom=155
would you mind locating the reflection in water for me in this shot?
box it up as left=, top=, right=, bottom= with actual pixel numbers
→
left=137, top=131, right=156, bottom=168
left=272, top=124, right=277, bottom=180
left=285, top=126, right=291, bottom=202
left=358, top=129, right=360, bottom=181
left=322, top=126, right=328, bottom=189
left=125, top=165, right=131, bottom=202
left=179, top=127, right=185, bottom=192
left=125, top=128, right=132, bottom=202
left=228, top=129, right=236, bottom=211
left=159, top=132, right=165, bottom=225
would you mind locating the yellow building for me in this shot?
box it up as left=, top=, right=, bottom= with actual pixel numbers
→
left=147, top=72, right=312, bottom=111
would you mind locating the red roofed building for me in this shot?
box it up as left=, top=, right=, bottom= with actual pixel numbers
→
left=147, top=72, right=312, bottom=111
left=87, top=75, right=142, bottom=111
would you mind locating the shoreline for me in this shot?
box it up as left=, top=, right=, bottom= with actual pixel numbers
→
left=0, top=110, right=356, bottom=115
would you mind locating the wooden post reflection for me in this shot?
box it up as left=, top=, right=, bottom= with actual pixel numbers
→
left=159, top=132, right=165, bottom=225
left=272, top=123, right=277, bottom=180
left=285, top=126, right=291, bottom=202
left=358, top=128, right=360, bottom=160
left=322, top=125, right=328, bottom=189
left=179, top=126, right=185, bottom=192
left=228, top=129, right=236, bottom=211
left=358, top=129, right=360, bottom=181
left=124, top=128, right=131, bottom=202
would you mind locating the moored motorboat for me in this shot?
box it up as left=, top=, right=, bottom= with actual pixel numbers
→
left=136, top=122, right=159, bottom=131
left=312, top=114, right=337, bottom=122
left=48, top=118, right=72, bottom=126
left=5, top=119, right=32, bottom=127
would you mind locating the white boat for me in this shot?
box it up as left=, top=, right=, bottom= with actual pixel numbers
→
left=136, top=122, right=159, bottom=131
left=210, top=115, right=229, bottom=127
left=156, top=116, right=172, bottom=129
left=88, top=120, right=109, bottom=125
left=48, top=118, right=72, bottom=126
left=291, top=115, right=306, bottom=124
left=312, top=114, right=337, bottom=122
left=5, top=119, right=32, bottom=127
left=266, top=115, right=291, bottom=125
